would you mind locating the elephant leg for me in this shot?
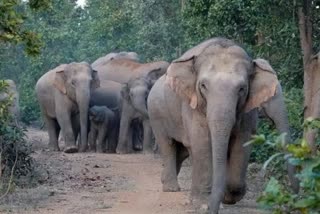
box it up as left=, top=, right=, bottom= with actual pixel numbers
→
left=117, top=115, right=132, bottom=154
left=158, top=137, right=180, bottom=192
left=190, top=139, right=211, bottom=204
left=188, top=112, right=211, bottom=204
left=132, top=120, right=143, bottom=151
left=88, top=127, right=98, bottom=152
left=57, top=112, right=78, bottom=153
left=45, top=116, right=60, bottom=151
left=96, top=128, right=107, bottom=153
left=107, top=127, right=118, bottom=153
left=71, top=114, right=80, bottom=147
left=176, top=142, right=189, bottom=176
left=142, top=120, right=153, bottom=153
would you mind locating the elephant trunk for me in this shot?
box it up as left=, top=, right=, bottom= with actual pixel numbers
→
left=116, top=99, right=135, bottom=153
left=77, top=87, right=90, bottom=152
left=207, top=98, right=236, bottom=213
left=132, top=95, right=149, bottom=119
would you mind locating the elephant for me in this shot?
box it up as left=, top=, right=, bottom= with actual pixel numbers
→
left=116, top=68, right=166, bottom=154
left=88, top=105, right=117, bottom=153
left=0, top=79, right=20, bottom=125
left=91, top=51, right=139, bottom=68
left=147, top=38, right=295, bottom=213
left=36, top=62, right=100, bottom=153
left=92, top=53, right=169, bottom=84
left=89, top=79, right=122, bottom=153
left=92, top=53, right=169, bottom=153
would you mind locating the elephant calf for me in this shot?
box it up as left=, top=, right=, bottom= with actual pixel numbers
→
left=88, top=105, right=117, bottom=153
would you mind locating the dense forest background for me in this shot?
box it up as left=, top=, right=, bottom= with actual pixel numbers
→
left=0, top=0, right=319, bottom=137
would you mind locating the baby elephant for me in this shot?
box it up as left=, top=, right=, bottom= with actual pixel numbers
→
left=88, top=106, right=117, bottom=153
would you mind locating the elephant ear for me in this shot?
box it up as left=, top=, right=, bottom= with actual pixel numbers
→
left=92, top=69, right=100, bottom=89
left=146, top=68, right=165, bottom=87
left=53, top=64, right=68, bottom=94
left=165, top=56, right=198, bottom=109
left=121, top=83, right=130, bottom=101
left=244, top=59, right=279, bottom=113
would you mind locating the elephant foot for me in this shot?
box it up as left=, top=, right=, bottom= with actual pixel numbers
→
left=190, top=197, right=210, bottom=214
left=223, top=185, right=246, bottom=204
left=116, top=144, right=129, bottom=154
left=48, top=144, right=60, bottom=152
left=96, top=147, right=104, bottom=153
left=79, top=145, right=88, bottom=153
left=116, top=148, right=128, bottom=154
left=133, top=143, right=143, bottom=151
left=162, top=182, right=180, bottom=192
left=143, top=148, right=154, bottom=154
left=64, top=145, right=78, bottom=153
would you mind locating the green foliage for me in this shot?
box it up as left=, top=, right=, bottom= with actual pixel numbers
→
left=247, top=119, right=320, bottom=214
left=0, top=80, right=33, bottom=193
left=0, top=0, right=51, bottom=56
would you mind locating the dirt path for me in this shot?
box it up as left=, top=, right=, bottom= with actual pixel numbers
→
left=0, top=128, right=266, bottom=214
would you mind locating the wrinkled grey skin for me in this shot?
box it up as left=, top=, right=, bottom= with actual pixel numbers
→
left=92, top=53, right=169, bottom=154
left=148, top=38, right=293, bottom=213
left=91, top=51, right=139, bottom=68
left=90, top=79, right=121, bottom=153
left=36, top=62, right=100, bottom=153
left=88, top=105, right=116, bottom=153
left=117, top=68, right=165, bottom=153
left=0, top=79, right=20, bottom=125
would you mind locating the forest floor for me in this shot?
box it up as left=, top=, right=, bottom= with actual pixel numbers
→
left=0, top=127, right=267, bottom=214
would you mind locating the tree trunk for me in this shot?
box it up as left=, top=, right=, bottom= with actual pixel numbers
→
left=299, top=1, right=318, bottom=153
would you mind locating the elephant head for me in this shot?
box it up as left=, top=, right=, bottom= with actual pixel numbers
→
left=165, top=38, right=282, bottom=212
left=53, top=62, right=100, bottom=152
left=89, top=106, right=106, bottom=123
left=121, top=68, right=165, bottom=118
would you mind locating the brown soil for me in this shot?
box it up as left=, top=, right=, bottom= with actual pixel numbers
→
left=0, top=127, right=267, bottom=214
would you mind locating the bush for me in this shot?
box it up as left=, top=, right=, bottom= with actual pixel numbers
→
left=0, top=80, right=33, bottom=196
left=247, top=118, right=320, bottom=214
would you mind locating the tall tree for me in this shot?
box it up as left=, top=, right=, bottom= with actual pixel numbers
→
left=300, top=0, right=320, bottom=152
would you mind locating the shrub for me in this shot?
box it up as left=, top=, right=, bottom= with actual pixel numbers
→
left=0, top=80, right=33, bottom=196
left=247, top=118, right=320, bottom=214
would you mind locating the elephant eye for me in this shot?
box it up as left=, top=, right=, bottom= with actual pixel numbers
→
left=199, top=81, right=208, bottom=92
left=71, top=80, right=76, bottom=86
left=238, top=86, right=246, bottom=96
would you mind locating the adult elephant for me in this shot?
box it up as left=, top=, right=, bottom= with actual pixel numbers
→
left=0, top=79, right=20, bottom=125
left=92, top=53, right=169, bottom=154
left=92, top=54, right=169, bottom=84
left=91, top=51, right=139, bottom=68
left=117, top=68, right=166, bottom=153
left=36, top=62, right=99, bottom=153
left=147, top=38, right=295, bottom=213
left=90, top=79, right=122, bottom=153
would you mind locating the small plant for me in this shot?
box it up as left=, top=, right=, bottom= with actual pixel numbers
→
left=0, top=80, right=33, bottom=198
left=246, top=118, right=320, bottom=214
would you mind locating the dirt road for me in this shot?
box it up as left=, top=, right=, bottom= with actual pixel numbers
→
left=0, top=128, right=265, bottom=214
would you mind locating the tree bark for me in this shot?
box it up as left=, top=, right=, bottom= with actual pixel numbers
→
left=299, top=0, right=318, bottom=153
